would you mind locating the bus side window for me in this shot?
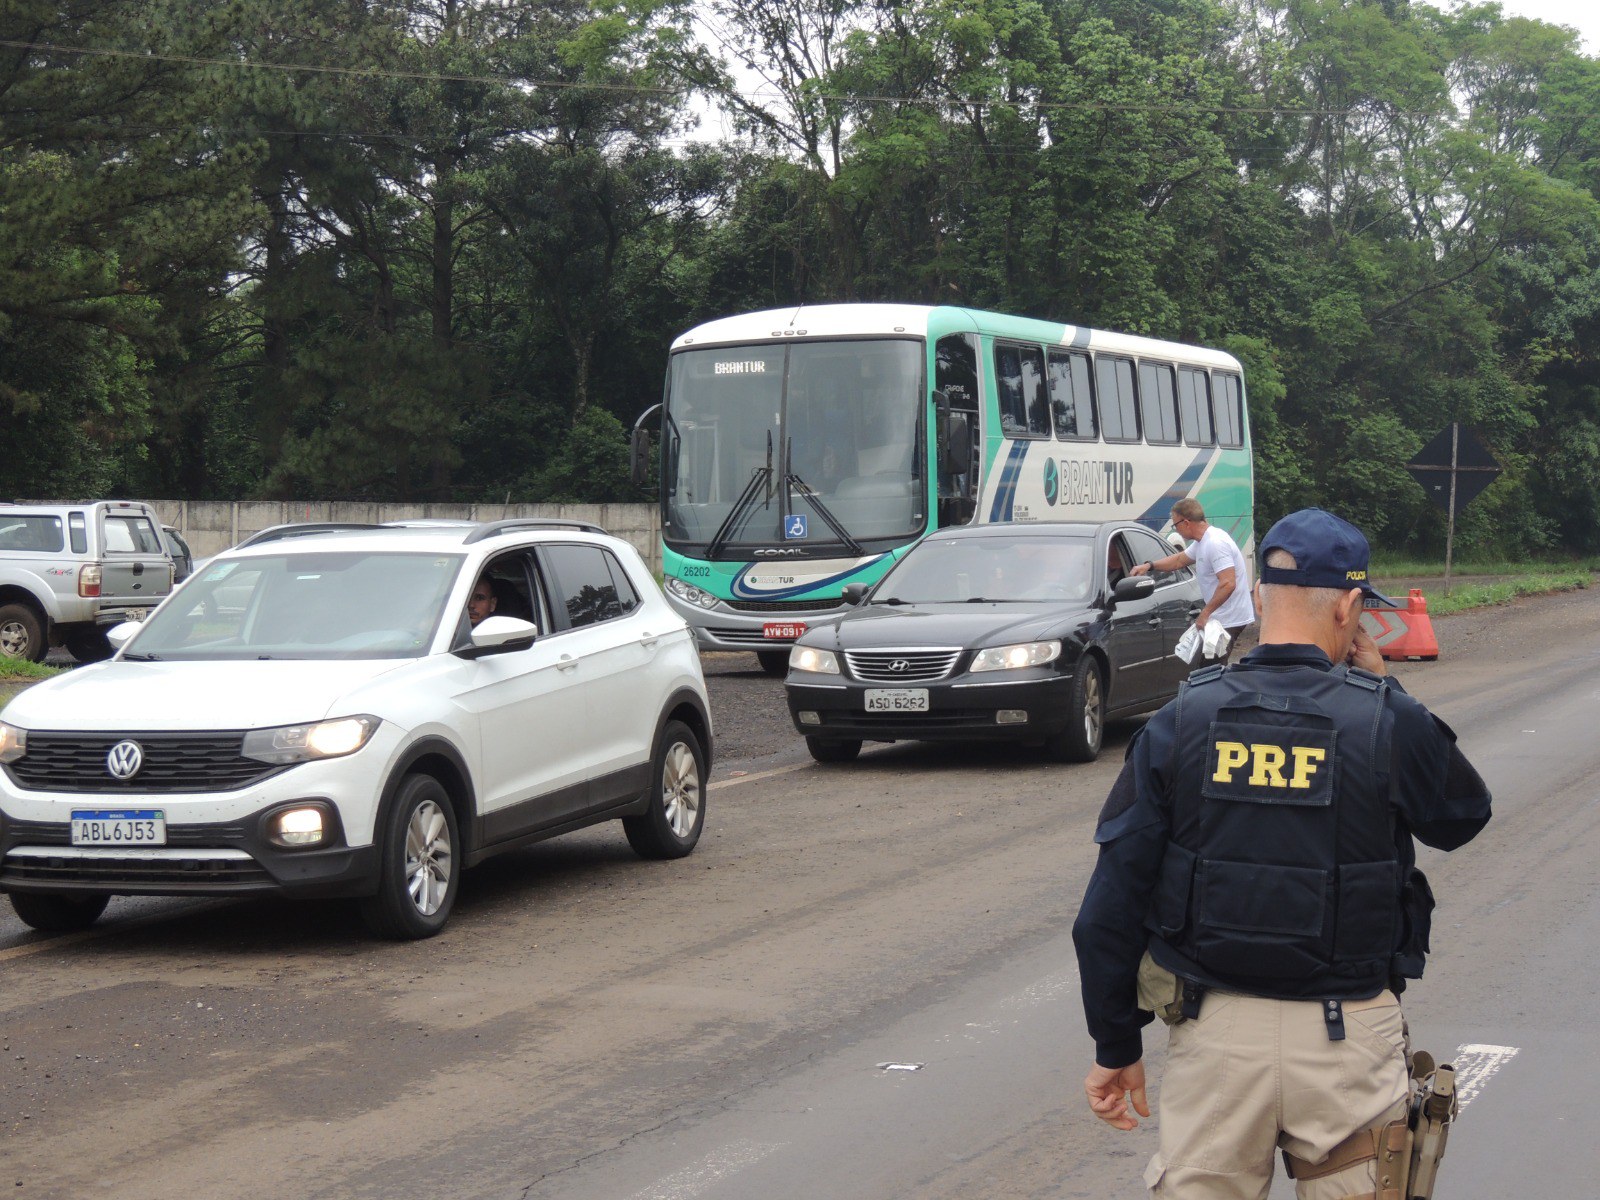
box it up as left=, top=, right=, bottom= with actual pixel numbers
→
left=1178, top=367, right=1215, bottom=446
left=1138, top=361, right=1180, bottom=445
left=1048, top=349, right=1097, bottom=441
left=1095, top=355, right=1140, bottom=443
left=1214, top=373, right=1245, bottom=448
left=993, top=342, right=1049, bottom=438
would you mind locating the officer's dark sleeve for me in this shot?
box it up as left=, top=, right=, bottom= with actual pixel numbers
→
left=1388, top=690, right=1491, bottom=850
left=1072, top=723, right=1167, bottom=1069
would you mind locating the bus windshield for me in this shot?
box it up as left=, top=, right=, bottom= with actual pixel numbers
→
left=663, top=339, right=924, bottom=554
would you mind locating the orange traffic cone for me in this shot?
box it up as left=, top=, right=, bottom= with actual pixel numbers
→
left=1364, top=589, right=1440, bottom=662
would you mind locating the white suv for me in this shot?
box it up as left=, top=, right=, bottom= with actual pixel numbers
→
left=0, top=519, right=712, bottom=939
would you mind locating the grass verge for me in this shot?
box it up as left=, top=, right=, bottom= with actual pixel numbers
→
left=1425, top=571, right=1590, bottom=617
left=0, top=658, right=62, bottom=683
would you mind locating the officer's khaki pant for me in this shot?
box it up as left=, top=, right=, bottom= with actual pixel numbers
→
left=1144, top=990, right=1410, bottom=1200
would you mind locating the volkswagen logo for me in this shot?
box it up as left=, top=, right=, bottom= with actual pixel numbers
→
left=889, top=659, right=911, bottom=673
left=106, top=740, right=144, bottom=780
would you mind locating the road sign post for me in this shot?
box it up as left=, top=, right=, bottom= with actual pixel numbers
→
left=1405, top=424, right=1502, bottom=593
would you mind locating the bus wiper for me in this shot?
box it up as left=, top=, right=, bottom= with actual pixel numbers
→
left=705, top=465, right=774, bottom=560
left=786, top=473, right=864, bottom=557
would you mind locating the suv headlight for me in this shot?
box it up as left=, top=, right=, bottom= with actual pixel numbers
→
left=0, top=722, right=26, bottom=764
left=242, top=716, right=380, bottom=765
left=664, top=576, right=720, bottom=610
left=789, top=645, right=840, bottom=674
left=970, top=640, right=1062, bottom=673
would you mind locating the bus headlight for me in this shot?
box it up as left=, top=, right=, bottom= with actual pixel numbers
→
left=664, top=577, right=720, bottom=610
left=789, top=646, right=840, bottom=675
left=970, top=641, right=1061, bottom=673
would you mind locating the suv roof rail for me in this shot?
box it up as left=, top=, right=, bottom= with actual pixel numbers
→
left=235, top=522, right=387, bottom=548
left=463, top=518, right=606, bottom=544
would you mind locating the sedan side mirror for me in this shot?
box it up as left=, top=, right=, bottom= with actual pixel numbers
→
left=1110, top=576, right=1156, bottom=606
left=457, top=615, right=538, bottom=658
left=841, top=582, right=870, bottom=606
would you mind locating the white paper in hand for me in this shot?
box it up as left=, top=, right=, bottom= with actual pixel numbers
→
left=1174, top=625, right=1202, bottom=664
left=1202, top=619, right=1232, bottom=659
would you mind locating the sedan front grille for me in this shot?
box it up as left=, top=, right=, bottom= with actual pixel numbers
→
left=844, top=649, right=963, bottom=683
left=5, top=731, right=289, bottom=794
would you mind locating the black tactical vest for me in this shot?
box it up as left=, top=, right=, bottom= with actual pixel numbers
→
left=1145, top=662, right=1408, bottom=998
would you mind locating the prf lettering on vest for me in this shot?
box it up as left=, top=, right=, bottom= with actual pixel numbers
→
left=1212, top=741, right=1328, bottom=789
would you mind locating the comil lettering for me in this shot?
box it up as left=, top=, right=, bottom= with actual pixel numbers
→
left=1212, top=741, right=1328, bottom=790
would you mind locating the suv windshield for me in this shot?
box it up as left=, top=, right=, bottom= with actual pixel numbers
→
left=128, top=551, right=464, bottom=660
left=875, top=536, right=1096, bottom=604
left=663, top=339, right=924, bottom=554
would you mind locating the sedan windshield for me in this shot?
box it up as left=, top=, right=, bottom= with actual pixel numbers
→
left=126, top=551, right=464, bottom=660
left=875, top=536, right=1097, bottom=604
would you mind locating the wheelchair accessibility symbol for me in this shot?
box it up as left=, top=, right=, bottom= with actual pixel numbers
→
left=784, top=514, right=808, bottom=540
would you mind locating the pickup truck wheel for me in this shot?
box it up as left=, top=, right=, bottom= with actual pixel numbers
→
left=63, top=628, right=113, bottom=663
left=10, top=892, right=110, bottom=933
left=0, top=603, right=46, bottom=663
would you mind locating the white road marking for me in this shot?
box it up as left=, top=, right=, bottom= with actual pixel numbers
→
left=623, top=1139, right=785, bottom=1200
left=1451, top=1043, right=1520, bottom=1108
left=708, top=762, right=810, bottom=791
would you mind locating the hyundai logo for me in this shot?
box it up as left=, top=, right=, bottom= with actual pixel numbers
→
left=889, top=659, right=911, bottom=673
left=106, top=740, right=144, bottom=780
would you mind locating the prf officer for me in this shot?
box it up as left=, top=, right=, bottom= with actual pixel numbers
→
left=1072, top=508, right=1491, bottom=1199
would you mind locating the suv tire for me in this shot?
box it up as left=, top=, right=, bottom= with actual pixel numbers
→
left=624, top=720, right=705, bottom=859
left=10, top=892, right=111, bottom=932
left=0, top=602, right=46, bottom=663
left=359, top=774, right=460, bottom=940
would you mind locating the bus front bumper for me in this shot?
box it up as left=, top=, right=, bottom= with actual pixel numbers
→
left=664, top=593, right=852, bottom=653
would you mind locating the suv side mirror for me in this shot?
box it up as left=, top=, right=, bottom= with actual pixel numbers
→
left=456, top=615, right=538, bottom=659
left=840, top=582, right=869, bottom=606
left=1110, top=576, right=1156, bottom=606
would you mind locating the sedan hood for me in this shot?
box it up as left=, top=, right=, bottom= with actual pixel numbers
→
left=812, top=602, right=1093, bottom=650
left=2, top=659, right=412, bottom=732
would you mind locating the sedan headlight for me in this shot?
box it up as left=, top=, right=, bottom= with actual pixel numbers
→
left=970, top=640, right=1062, bottom=673
left=0, top=722, right=26, bottom=764
left=242, top=716, right=380, bottom=765
left=664, top=576, right=720, bottom=610
left=788, top=645, right=840, bottom=675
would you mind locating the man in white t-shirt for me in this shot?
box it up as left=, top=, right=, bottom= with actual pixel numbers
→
left=1130, top=498, right=1255, bottom=665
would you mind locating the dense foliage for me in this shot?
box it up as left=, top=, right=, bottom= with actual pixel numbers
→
left=2, top=0, right=1597, bottom=553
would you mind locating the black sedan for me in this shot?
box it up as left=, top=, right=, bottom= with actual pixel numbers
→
left=784, top=521, right=1204, bottom=762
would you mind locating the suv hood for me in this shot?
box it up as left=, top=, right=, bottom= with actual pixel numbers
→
left=2, top=659, right=412, bottom=732
left=811, top=601, right=1093, bottom=650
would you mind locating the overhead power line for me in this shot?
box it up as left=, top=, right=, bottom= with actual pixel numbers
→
left=0, top=37, right=1402, bottom=120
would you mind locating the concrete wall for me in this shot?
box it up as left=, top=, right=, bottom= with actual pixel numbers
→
left=147, top=501, right=663, bottom=573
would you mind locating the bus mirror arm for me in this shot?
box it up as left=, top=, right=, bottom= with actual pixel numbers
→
left=934, top=390, right=953, bottom=474
left=630, top=403, right=663, bottom=490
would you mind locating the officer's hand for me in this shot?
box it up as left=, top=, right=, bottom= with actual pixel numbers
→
left=1346, top=626, right=1387, bottom=676
left=1129, top=562, right=1152, bottom=577
left=1085, top=1060, right=1149, bottom=1131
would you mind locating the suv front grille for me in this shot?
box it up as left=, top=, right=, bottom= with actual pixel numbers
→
left=5, top=732, right=289, bottom=794
left=844, top=649, right=963, bottom=683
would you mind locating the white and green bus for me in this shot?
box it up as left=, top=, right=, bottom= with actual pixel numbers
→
left=632, top=304, right=1252, bottom=672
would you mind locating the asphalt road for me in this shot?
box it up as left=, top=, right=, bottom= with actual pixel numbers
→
left=2, top=587, right=1597, bottom=1198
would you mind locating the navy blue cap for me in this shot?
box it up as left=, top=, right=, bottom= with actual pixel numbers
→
left=1258, top=508, right=1394, bottom=605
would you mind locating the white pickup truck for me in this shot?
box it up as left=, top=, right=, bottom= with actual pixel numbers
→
left=0, top=500, right=175, bottom=662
